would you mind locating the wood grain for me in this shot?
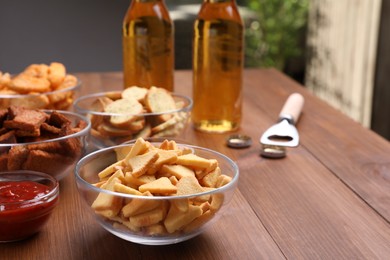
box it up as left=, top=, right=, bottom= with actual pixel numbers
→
left=1, top=69, right=389, bottom=259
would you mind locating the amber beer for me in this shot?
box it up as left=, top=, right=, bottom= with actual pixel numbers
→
left=192, top=0, right=244, bottom=133
left=122, top=0, right=174, bottom=91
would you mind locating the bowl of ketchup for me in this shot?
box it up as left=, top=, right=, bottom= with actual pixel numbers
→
left=0, top=170, right=59, bottom=242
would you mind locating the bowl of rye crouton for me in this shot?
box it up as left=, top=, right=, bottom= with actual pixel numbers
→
left=74, top=137, right=239, bottom=245
left=0, top=62, right=81, bottom=110
left=73, top=86, right=192, bottom=150
left=0, top=106, right=91, bottom=180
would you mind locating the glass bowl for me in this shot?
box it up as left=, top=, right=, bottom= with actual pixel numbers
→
left=73, top=91, right=192, bottom=150
left=0, top=109, right=91, bottom=180
left=0, top=75, right=81, bottom=110
left=74, top=140, right=239, bottom=245
left=0, top=170, right=59, bottom=242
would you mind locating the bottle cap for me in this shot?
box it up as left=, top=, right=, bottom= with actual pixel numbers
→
left=260, top=145, right=286, bottom=159
left=226, top=134, right=252, bottom=148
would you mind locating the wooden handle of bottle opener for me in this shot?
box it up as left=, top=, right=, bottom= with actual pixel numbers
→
left=279, top=93, right=305, bottom=124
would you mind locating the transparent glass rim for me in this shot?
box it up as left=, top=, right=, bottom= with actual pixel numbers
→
left=75, top=142, right=239, bottom=200
left=0, top=79, right=81, bottom=98
left=0, top=170, right=59, bottom=206
left=73, top=91, right=193, bottom=117
left=0, top=109, right=91, bottom=147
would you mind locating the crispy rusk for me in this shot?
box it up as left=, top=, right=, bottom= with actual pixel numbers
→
left=91, top=176, right=123, bottom=218
left=176, top=175, right=205, bottom=196
left=164, top=204, right=203, bottom=233
left=215, top=174, right=232, bottom=188
left=138, top=177, right=177, bottom=195
left=176, top=154, right=217, bottom=171
left=169, top=175, right=179, bottom=185
left=0, top=72, right=11, bottom=89
left=200, top=166, right=221, bottom=188
left=104, top=98, right=143, bottom=128
left=23, top=64, right=49, bottom=78
left=124, top=172, right=156, bottom=187
left=47, top=75, right=78, bottom=104
left=9, top=74, right=51, bottom=93
left=129, top=206, right=165, bottom=228
left=183, top=210, right=214, bottom=233
left=146, top=149, right=178, bottom=175
left=210, top=193, right=224, bottom=213
left=121, top=191, right=160, bottom=217
left=172, top=198, right=189, bottom=213
left=122, top=86, right=148, bottom=102
left=159, top=164, right=195, bottom=179
left=126, top=150, right=159, bottom=178
left=48, top=62, right=66, bottom=87
left=98, top=122, right=136, bottom=137
left=98, top=160, right=124, bottom=179
left=144, top=86, right=176, bottom=121
left=10, top=94, right=50, bottom=109
left=124, top=137, right=150, bottom=160
left=114, top=182, right=143, bottom=196
left=145, top=224, right=167, bottom=236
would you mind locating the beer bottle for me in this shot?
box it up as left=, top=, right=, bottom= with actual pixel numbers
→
left=122, top=0, right=174, bottom=91
left=192, top=0, right=244, bottom=133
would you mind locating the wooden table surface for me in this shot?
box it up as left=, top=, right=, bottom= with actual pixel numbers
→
left=1, top=69, right=390, bottom=259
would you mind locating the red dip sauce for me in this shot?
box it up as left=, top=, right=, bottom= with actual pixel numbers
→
left=0, top=180, right=58, bottom=242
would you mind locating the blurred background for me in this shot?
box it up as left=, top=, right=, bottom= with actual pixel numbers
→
left=0, top=0, right=388, bottom=140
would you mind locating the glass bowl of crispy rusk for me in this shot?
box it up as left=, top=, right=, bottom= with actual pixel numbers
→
left=0, top=170, right=59, bottom=242
left=73, top=86, right=192, bottom=150
left=0, top=62, right=81, bottom=110
left=74, top=137, right=239, bottom=245
left=0, top=106, right=91, bottom=180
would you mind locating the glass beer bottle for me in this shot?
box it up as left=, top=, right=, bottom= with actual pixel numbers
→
left=192, top=0, right=244, bottom=133
left=122, top=0, right=174, bottom=91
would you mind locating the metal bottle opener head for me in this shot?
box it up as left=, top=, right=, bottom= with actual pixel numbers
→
left=260, top=93, right=304, bottom=158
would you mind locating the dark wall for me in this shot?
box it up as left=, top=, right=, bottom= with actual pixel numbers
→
left=0, top=1, right=256, bottom=75
left=0, top=0, right=201, bottom=74
left=372, top=0, right=390, bottom=140
left=0, top=1, right=129, bottom=73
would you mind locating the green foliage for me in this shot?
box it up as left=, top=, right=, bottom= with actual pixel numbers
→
left=244, top=0, right=309, bottom=69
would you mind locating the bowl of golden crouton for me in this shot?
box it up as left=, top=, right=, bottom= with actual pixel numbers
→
left=0, top=62, right=80, bottom=110
left=74, top=137, right=239, bottom=245
left=73, top=86, right=192, bottom=150
left=0, top=106, right=91, bottom=180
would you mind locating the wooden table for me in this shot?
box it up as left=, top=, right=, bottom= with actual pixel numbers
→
left=1, top=69, right=390, bottom=259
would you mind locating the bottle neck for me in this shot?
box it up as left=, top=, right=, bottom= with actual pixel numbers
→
left=198, top=0, right=241, bottom=22
left=204, top=0, right=236, bottom=3
left=125, top=0, right=171, bottom=21
left=135, top=0, right=164, bottom=3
